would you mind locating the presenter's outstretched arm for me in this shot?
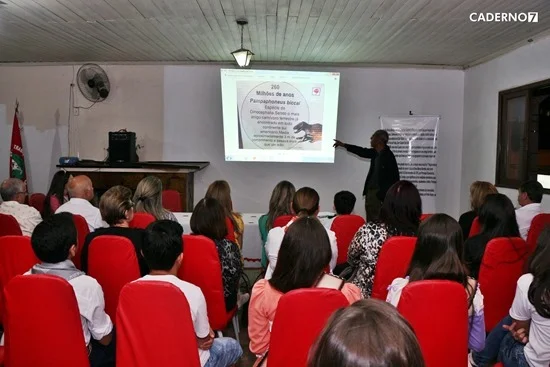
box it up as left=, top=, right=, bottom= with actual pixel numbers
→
left=333, top=139, right=376, bottom=159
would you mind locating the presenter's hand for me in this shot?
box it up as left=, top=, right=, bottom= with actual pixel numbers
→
left=333, top=139, right=345, bottom=148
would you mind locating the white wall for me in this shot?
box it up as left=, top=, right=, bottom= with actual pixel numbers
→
left=0, top=64, right=464, bottom=216
left=462, top=36, right=550, bottom=213
left=165, top=65, right=464, bottom=216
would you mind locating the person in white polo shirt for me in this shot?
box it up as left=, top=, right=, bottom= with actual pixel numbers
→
left=138, top=220, right=242, bottom=367
left=0, top=178, right=42, bottom=236
left=515, top=180, right=544, bottom=240
left=28, top=213, right=114, bottom=367
left=55, top=175, right=104, bottom=231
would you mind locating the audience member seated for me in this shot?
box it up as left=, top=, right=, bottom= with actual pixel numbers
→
left=0, top=178, right=42, bottom=236
left=190, top=198, right=243, bottom=311
left=56, top=175, right=104, bottom=231
left=28, top=213, right=114, bottom=367
left=206, top=180, right=244, bottom=249
left=264, top=187, right=338, bottom=280
left=258, top=180, right=296, bottom=245
left=347, top=180, right=421, bottom=298
left=308, top=299, right=425, bottom=367
left=249, top=216, right=361, bottom=361
left=323, top=190, right=357, bottom=229
left=515, top=180, right=544, bottom=240
left=81, top=186, right=148, bottom=276
left=138, top=220, right=242, bottom=367
left=459, top=181, right=497, bottom=239
left=42, top=171, right=71, bottom=218
left=464, top=193, right=520, bottom=279
left=471, top=227, right=550, bottom=367
left=133, top=176, right=177, bottom=221
left=386, top=214, right=485, bottom=351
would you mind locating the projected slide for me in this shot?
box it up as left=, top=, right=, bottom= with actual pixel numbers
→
left=221, top=69, right=340, bottom=163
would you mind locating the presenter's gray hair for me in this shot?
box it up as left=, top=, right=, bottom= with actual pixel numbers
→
left=373, top=130, right=389, bottom=144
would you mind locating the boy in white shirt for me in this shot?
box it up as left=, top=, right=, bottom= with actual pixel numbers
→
left=29, top=213, right=114, bottom=367
left=138, top=220, right=242, bottom=367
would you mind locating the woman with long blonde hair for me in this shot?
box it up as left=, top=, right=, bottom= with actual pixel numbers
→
left=459, top=181, right=497, bottom=239
left=133, top=176, right=177, bottom=221
left=205, top=180, right=244, bottom=249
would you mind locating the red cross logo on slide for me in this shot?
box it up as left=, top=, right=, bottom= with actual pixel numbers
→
left=312, top=87, right=321, bottom=96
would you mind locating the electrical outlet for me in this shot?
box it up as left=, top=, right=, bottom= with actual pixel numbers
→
left=74, top=107, right=79, bottom=116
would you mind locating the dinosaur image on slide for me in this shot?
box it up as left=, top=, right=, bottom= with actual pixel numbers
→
left=293, top=121, right=323, bottom=143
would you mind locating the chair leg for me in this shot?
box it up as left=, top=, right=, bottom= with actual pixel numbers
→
left=232, top=314, right=240, bottom=344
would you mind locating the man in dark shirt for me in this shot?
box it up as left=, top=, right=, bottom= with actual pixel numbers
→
left=333, top=130, right=400, bottom=222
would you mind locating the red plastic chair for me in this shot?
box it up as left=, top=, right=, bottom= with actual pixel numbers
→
left=420, top=213, right=433, bottom=221
left=371, top=236, right=417, bottom=300
left=526, top=213, right=550, bottom=253
left=87, top=235, right=141, bottom=323
left=162, top=190, right=182, bottom=212
left=116, top=281, right=200, bottom=367
left=72, top=214, right=90, bottom=270
left=397, top=280, right=468, bottom=367
left=479, top=237, right=529, bottom=331
left=29, top=193, right=46, bottom=215
left=268, top=288, right=348, bottom=367
left=0, top=236, right=39, bottom=328
left=330, top=215, right=365, bottom=265
left=0, top=214, right=22, bottom=237
left=129, top=212, right=156, bottom=229
left=178, top=235, right=236, bottom=331
left=273, top=215, right=293, bottom=228
left=469, top=217, right=481, bottom=238
left=225, top=216, right=236, bottom=243
left=4, top=275, right=89, bottom=367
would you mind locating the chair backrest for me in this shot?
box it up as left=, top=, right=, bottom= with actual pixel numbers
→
left=129, top=212, right=156, bottom=229
left=526, top=213, right=550, bottom=253
left=0, top=236, right=39, bottom=327
left=469, top=216, right=481, bottom=237
left=258, top=214, right=269, bottom=268
left=330, top=215, right=365, bottom=265
left=371, top=236, right=417, bottom=300
left=4, top=275, right=90, bottom=367
left=162, top=190, right=182, bottom=212
left=178, top=234, right=232, bottom=330
left=479, top=237, right=529, bottom=331
left=420, top=213, right=433, bottom=221
left=397, top=280, right=468, bottom=367
left=72, top=214, right=90, bottom=270
left=87, top=235, right=141, bottom=322
left=268, top=288, right=348, bottom=367
left=29, top=193, right=46, bottom=215
left=0, top=214, right=23, bottom=237
left=273, top=215, right=293, bottom=228
left=116, top=281, right=200, bottom=367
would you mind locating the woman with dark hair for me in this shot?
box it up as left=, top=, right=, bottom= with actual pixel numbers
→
left=258, top=181, right=295, bottom=268
left=190, top=197, right=243, bottom=311
left=249, top=216, right=361, bottom=361
left=386, top=214, right=486, bottom=351
left=471, top=227, right=550, bottom=367
left=459, top=181, right=498, bottom=239
left=205, top=180, right=244, bottom=249
left=81, top=185, right=149, bottom=276
left=308, top=299, right=425, bottom=367
left=463, top=193, right=520, bottom=279
left=347, top=180, right=421, bottom=297
left=42, top=171, right=71, bottom=218
left=264, top=187, right=338, bottom=279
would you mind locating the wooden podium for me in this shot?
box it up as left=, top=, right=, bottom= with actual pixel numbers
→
left=57, top=161, right=209, bottom=212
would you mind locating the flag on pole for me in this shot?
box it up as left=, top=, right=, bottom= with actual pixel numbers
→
left=9, top=101, right=26, bottom=182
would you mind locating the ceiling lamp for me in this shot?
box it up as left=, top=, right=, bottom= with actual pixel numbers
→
left=231, top=19, right=254, bottom=67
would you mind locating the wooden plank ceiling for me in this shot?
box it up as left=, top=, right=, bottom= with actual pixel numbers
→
left=0, top=0, right=549, bottom=66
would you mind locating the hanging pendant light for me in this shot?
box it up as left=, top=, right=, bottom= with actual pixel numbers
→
left=231, top=19, right=254, bottom=67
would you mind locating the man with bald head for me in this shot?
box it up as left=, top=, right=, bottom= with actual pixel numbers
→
left=55, top=175, right=104, bottom=231
left=0, top=178, right=42, bottom=236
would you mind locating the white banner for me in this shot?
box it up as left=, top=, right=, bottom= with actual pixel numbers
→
left=380, top=116, right=440, bottom=213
